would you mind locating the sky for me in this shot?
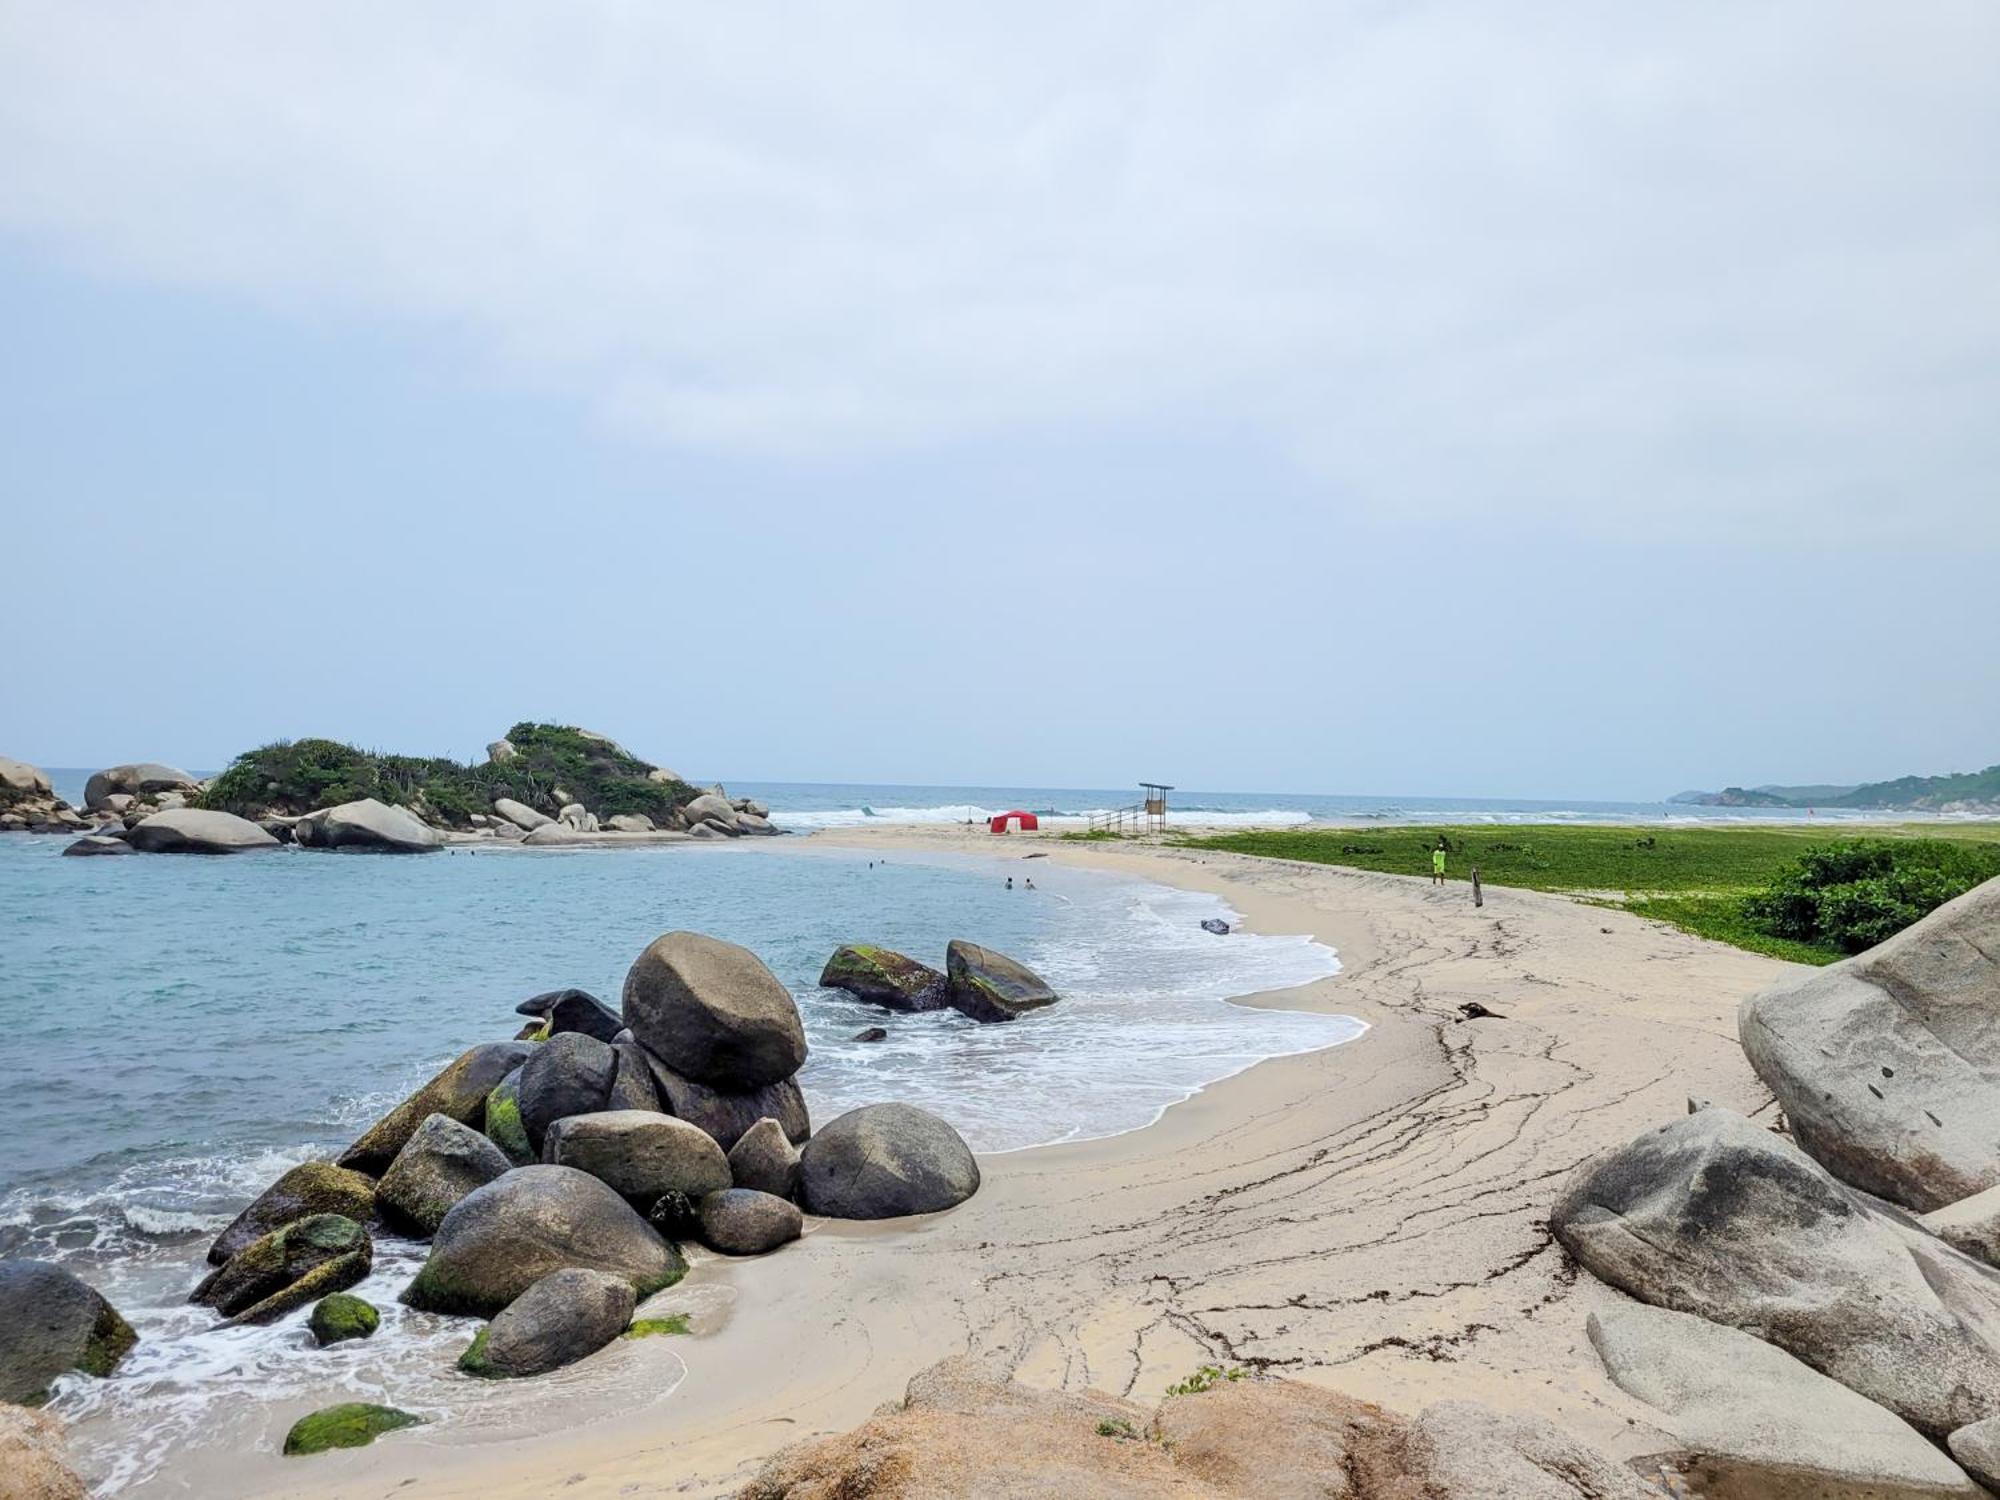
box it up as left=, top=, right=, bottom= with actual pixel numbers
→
left=1, top=3, right=1996, bottom=799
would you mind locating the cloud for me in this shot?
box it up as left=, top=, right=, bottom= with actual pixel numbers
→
left=2, top=1, right=1995, bottom=540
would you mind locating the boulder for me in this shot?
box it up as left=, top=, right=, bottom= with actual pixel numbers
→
left=0, top=1260, right=137, bottom=1403
left=1355, top=1400, right=1660, bottom=1499
left=853, top=1026, right=888, bottom=1043
left=1739, top=876, right=2000, bottom=1211
left=605, top=813, right=655, bottom=833
left=376, top=1113, right=512, bottom=1235
left=680, top=792, right=738, bottom=829
left=1926, top=1184, right=2000, bottom=1269
left=294, top=797, right=443, bottom=853
left=124, top=808, right=280, bottom=854
left=686, top=821, right=726, bottom=840
left=727, top=1116, right=801, bottom=1199
left=1950, top=1416, right=2000, bottom=1492
left=818, top=945, right=950, bottom=1012
left=525, top=988, right=624, bottom=1043
left=400, top=1164, right=683, bottom=1316
left=456, top=1267, right=635, bottom=1379
left=622, top=931, right=808, bottom=1088
left=486, top=739, right=518, bottom=763
left=0, top=756, right=52, bottom=798
left=1201, top=918, right=1231, bottom=935
left=698, top=1188, right=803, bottom=1255
left=645, top=1054, right=810, bottom=1152
left=483, top=1067, right=533, bottom=1165
left=798, top=1104, right=979, bottom=1220
left=492, top=796, right=550, bottom=831
left=282, top=1403, right=423, bottom=1456
left=606, top=1039, right=662, bottom=1111
left=339, top=1041, right=533, bottom=1174
left=517, top=1031, right=618, bottom=1150
left=61, top=835, right=132, bottom=856
left=1553, top=1106, right=2000, bottom=1437
left=307, top=1292, right=379, bottom=1346
left=557, top=803, right=597, bottom=831
left=543, top=1110, right=731, bottom=1203
left=192, top=1214, right=372, bottom=1325
left=1588, top=1300, right=1983, bottom=1499
left=0, top=1404, right=89, bottom=1500
left=944, top=939, right=1059, bottom=1023
left=83, top=762, right=197, bottom=809
left=736, top=812, right=778, bottom=835
left=209, top=1160, right=375, bottom=1265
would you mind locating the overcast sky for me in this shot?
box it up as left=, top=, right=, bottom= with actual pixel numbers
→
left=2, top=3, right=1995, bottom=798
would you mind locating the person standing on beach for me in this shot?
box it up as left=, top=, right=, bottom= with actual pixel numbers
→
left=1431, top=838, right=1448, bottom=886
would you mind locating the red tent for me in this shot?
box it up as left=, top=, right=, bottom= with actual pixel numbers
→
left=988, top=810, right=1039, bottom=833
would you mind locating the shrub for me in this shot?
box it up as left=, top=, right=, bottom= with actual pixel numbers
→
left=1742, top=839, right=2000, bottom=954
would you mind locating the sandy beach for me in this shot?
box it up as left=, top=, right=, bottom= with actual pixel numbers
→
left=205, top=822, right=1786, bottom=1500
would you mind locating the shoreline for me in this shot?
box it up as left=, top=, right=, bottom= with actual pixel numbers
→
left=226, top=821, right=1788, bottom=1500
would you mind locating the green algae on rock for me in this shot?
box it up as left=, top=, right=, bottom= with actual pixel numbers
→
left=625, top=1314, right=691, bottom=1338
left=282, top=1402, right=423, bottom=1455
left=307, top=1293, right=379, bottom=1347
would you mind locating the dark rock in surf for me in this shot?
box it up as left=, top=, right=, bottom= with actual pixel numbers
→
left=798, top=1103, right=979, bottom=1220
left=645, top=1053, right=809, bottom=1153
left=944, top=940, right=1059, bottom=1024
left=62, top=834, right=133, bottom=856
left=456, top=1267, right=634, bottom=1379
left=192, top=1214, right=372, bottom=1326
left=338, top=1042, right=533, bottom=1175
left=1200, top=918, right=1230, bottom=935
left=621, top=931, right=808, bottom=1089
left=0, top=1260, right=137, bottom=1403
left=853, top=1027, right=888, bottom=1043
left=209, top=1160, right=375, bottom=1265
left=517, top=988, right=623, bottom=1043
left=516, top=1031, right=618, bottom=1151
left=375, top=1114, right=511, bottom=1236
left=819, top=945, right=950, bottom=1012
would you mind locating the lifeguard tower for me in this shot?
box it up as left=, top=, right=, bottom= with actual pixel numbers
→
left=1086, top=782, right=1174, bottom=836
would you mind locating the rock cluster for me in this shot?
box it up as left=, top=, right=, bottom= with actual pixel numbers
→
left=1542, top=872, right=2000, bottom=1493
left=819, top=939, right=1059, bottom=1025
left=0, top=756, right=87, bottom=835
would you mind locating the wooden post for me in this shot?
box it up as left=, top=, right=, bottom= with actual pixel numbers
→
left=1471, top=866, right=1483, bottom=908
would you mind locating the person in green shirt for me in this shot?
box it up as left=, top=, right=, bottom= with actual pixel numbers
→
left=1431, top=838, right=1448, bottom=886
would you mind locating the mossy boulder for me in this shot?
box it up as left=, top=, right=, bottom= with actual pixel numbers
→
left=456, top=1268, right=634, bottom=1379
left=338, top=1042, right=534, bottom=1175
left=307, top=1293, right=379, bottom=1347
left=375, top=1114, right=511, bottom=1236
left=209, top=1161, right=375, bottom=1266
left=819, top=945, right=950, bottom=1012
left=944, top=940, right=1060, bottom=1024
left=483, top=1068, right=533, bottom=1166
left=282, top=1402, right=423, bottom=1455
left=401, top=1165, right=683, bottom=1317
left=192, top=1215, right=372, bottom=1325
left=0, top=1259, right=138, bottom=1404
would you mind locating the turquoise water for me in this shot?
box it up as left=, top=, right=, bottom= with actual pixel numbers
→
left=0, top=831, right=1354, bottom=1494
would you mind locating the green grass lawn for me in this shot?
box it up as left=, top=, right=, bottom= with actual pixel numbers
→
left=1175, top=822, right=2000, bottom=965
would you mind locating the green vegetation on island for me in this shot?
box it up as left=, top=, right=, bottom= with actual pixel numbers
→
left=197, top=723, right=700, bottom=829
left=1674, top=762, right=2000, bottom=812
left=1177, top=823, right=2000, bottom=964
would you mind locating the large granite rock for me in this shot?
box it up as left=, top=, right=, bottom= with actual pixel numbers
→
left=1926, top=1184, right=2000, bottom=1269
left=401, top=1165, right=682, bottom=1316
left=517, top=1031, right=618, bottom=1150
left=0, top=756, right=52, bottom=799
left=339, top=1042, right=533, bottom=1174
left=61, top=835, right=132, bottom=856
left=83, top=762, right=197, bottom=810
left=457, top=1267, right=635, bottom=1379
left=0, top=1260, right=137, bottom=1404
left=623, top=931, right=808, bottom=1088
left=192, top=1214, right=372, bottom=1325
left=1740, top=877, right=2000, bottom=1211
left=209, top=1160, right=375, bottom=1265
left=124, top=808, right=280, bottom=854
left=294, top=798, right=443, bottom=853
left=645, top=1054, right=809, bottom=1152
left=1360, top=1400, right=1661, bottom=1500
left=819, top=945, right=950, bottom=1012
left=798, top=1104, right=979, bottom=1220
left=492, top=797, right=550, bottom=831
left=727, top=1116, right=800, bottom=1199
left=1553, top=1106, right=2000, bottom=1438
left=0, top=1404, right=89, bottom=1500
left=944, top=939, right=1059, bottom=1023
left=698, top=1188, right=802, bottom=1255
left=1589, top=1300, right=1982, bottom=1499
left=1950, top=1416, right=2000, bottom=1492
left=542, top=1110, right=732, bottom=1203
left=375, top=1113, right=512, bottom=1235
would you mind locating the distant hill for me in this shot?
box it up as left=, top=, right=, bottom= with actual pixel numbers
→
left=1671, top=764, right=2000, bottom=813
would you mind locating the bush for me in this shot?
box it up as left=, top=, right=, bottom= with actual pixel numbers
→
left=1742, top=839, right=2000, bottom=954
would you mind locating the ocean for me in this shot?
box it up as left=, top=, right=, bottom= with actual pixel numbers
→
left=0, top=826, right=1351, bottom=1493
